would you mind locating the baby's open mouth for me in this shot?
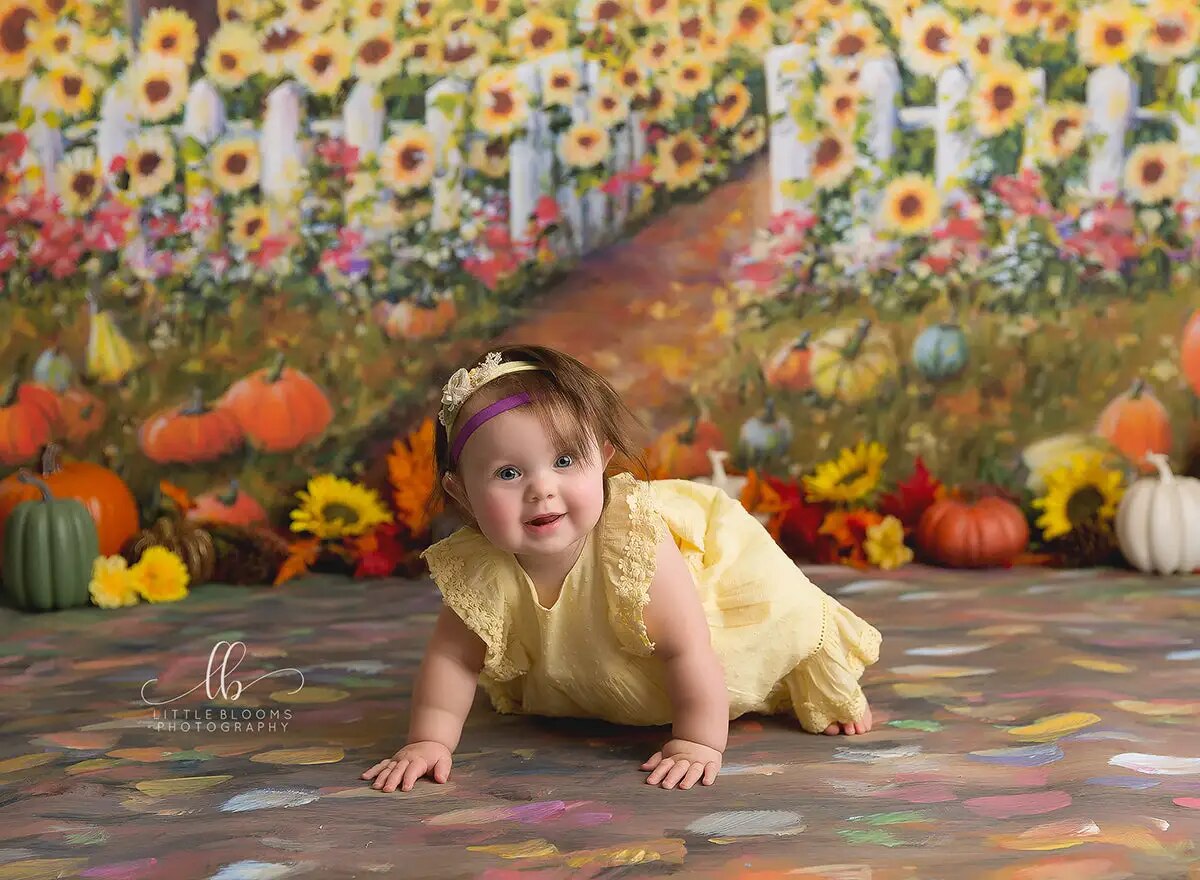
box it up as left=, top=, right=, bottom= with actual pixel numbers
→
left=526, top=513, right=564, bottom=526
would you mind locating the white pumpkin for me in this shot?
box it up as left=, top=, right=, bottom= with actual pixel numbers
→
left=1115, top=453, right=1200, bottom=575
left=692, top=450, right=770, bottom=525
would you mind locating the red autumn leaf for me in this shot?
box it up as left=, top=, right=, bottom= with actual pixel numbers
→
left=879, top=457, right=943, bottom=530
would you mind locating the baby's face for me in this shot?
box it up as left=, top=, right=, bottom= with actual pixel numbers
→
left=450, top=407, right=611, bottom=559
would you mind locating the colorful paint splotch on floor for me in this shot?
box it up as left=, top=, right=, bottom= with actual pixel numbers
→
left=1, top=566, right=1200, bottom=879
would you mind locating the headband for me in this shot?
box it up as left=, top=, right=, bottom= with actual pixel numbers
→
left=449, top=393, right=531, bottom=466
left=439, top=351, right=546, bottom=465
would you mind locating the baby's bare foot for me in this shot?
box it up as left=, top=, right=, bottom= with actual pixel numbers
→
left=822, top=705, right=873, bottom=736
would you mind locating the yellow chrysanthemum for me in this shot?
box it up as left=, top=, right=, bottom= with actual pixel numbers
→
left=473, top=0, right=510, bottom=25
left=138, top=6, right=198, bottom=66
left=84, top=31, right=123, bottom=66
left=285, top=0, right=340, bottom=33
left=589, top=86, right=629, bottom=128
left=380, top=127, right=437, bottom=192
left=228, top=202, right=269, bottom=250
left=880, top=173, right=941, bottom=235
left=0, top=0, right=43, bottom=81
left=290, top=474, right=392, bottom=540
left=402, top=34, right=444, bottom=77
left=43, top=60, right=96, bottom=117
left=803, top=440, right=888, bottom=504
left=541, top=63, right=578, bottom=107
left=902, top=4, right=960, bottom=76
left=126, top=128, right=177, bottom=198
left=971, top=60, right=1032, bottom=137
left=997, top=0, right=1039, bottom=35
left=1123, top=141, right=1186, bottom=204
left=721, top=0, right=772, bottom=50
left=639, top=34, right=683, bottom=72
left=639, top=81, right=678, bottom=123
left=637, top=0, right=677, bottom=24
left=57, top=146, right=102, bottom=214
left=711, top=78, right=751, bottom=130
left=559, top=122, right=611, bottom=168
left=818, top=15, right=881, bottom=68
left=1144, top=0, right=1199, bottom=62
left=1036, top=101, right=1087, bottom=163
left=353, top=0, right=403, bottom=27
left=131, top=53, right=189, bottom=123
left=89, top=555, right=139, bottom=609
left=260, top=23, right=305, bottom=77
left=211, top=136, right=260, bottom=194
left=296, top=31, right=351, bottom=96
left=865, top=515, right=913, bottom=570
left=353, top=26, right=403, bottom=83
left=507, top=11, right=569, bottom=58
left=129, top=546, right=190, bottom=603
left=818, top=80, right=860, bottom=131
left=204, top=23, right=260, bottom=89
left=653, top=130, right=705, bottom=190
left=1077, top=0, right=1147, bottom=67
left=669, top=58, right=711, bottom=100
left=963, top=17, right=1006, bottom=68
left=733, top=115, right=766, bottom=157
left=1032, top=451, right=1124, bottom=540
left=32, top=19, right=79, bottom=57
left=468, top=137, right=509, bottom=177
left=473, top=66, right=530, bottom=137
left=810, top=130, right=856, bottom=190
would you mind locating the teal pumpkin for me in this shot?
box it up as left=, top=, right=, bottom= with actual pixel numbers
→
left=912, top=324, right=968, bottom=381
left=33, top=347, right=74, bottom=393
left=2, top=471, right=100, bottom=611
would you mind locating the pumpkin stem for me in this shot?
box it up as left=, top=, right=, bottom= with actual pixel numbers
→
left=1129, top=377, right=1146, bottom=399
left=266, top=352, right=287, bottom=383
left=794, top=330, right=812, bottom=351
left=1144, top=452, right=1174, bottom=483
left=219, top=479, right=240, bottom=506
left=17, top=469, right=55, bottom=501
left=843, top=319, right=871, bottom=360
left=0, top=374, right=17, bottom=409
left=183, top=387, right=210, bottom=415
left=679, top=414, right=699, bottom=444
left=40, top=443, right=63, bottom=477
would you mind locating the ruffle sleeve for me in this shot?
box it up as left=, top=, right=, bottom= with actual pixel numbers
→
left=420, top=528, right=530, bottom=683
left=788, top=595, right=883, bottom=734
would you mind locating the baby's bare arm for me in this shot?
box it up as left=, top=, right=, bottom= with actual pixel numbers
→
left=406, top=605, right=487, bottom=751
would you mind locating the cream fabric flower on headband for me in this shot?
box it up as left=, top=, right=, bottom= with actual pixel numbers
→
left=438, top=352, right=543, bottom=430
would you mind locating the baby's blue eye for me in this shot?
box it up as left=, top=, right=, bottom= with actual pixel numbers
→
left=496, top=466, right=520, bottom=481
left=556, top=455, right=574, bottom=468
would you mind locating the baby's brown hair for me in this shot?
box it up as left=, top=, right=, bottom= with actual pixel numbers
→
left=425, top=344, right=651, bottom=527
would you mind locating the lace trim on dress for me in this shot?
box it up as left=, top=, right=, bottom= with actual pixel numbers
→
left=603, top=473, right=669, bottom=656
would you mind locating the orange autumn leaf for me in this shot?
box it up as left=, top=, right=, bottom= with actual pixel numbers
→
left=388, top=417, right=437, bottom=535
left=274, top=538, right=321, bottom=586
left=739, top=469, right=788, bottom=517
left=159, top=480, right=194, bottom=512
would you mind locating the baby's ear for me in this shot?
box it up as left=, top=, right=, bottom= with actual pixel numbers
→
left=601, top=440, right=615, bottom=467
left=441, top=472, right=472, bottom=516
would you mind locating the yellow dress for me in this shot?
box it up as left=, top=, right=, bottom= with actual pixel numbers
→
left=420, top=471, right=882, bottom=734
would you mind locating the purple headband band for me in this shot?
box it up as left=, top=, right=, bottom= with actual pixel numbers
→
left=449, top=393, right=532, bottom=466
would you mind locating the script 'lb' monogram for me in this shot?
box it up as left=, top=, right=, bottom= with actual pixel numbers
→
left=141, top=640, right=305, bottom=706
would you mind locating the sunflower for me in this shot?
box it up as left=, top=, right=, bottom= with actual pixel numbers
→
left=1123, top=141, right=1186, bottom=204
left=204, top=23, right=260, bottom=89
left=1035, top=101, right=1087, bottom=163
left=1144, top=0, right=1199, bottom=62
left=138, top=6, right=197, bottom=66
left=711, top=78, right=750, bottom=130
left=818, top=80, right=860, bottom=131
left=675, top=8, right=710, bottom=43
left=353, top=26, right=402, bottom=83
left=130, top=53, right=189, bottom=123
left=733, top=115, right=766, bottom=157
left=219, top=0, right=271, bottom=24
left=380, top=127, right=436, bottom=192
left=402, top=34, right=443, bottom=77
left=353, top=0, right=403, bottom=27
left=37, top=0, right=74, bottom=18
left=559, top=122, right=611, bottom=168
left=654, top=130, right=705, bottom=190
left=902, top=5, right=960, bottom=76
left=84, top=31, right=123, bottom=66
left=865, top=515, right=913, bottom=570
left=1077, top=0, right=1147, bottom=67
left=129, top=546, right=190, bottom=603
left=721, top=0, right=772, bottom=50
left=440, top=10, right=472, bottom=33
left=260, top=23, right=305, bottom=78
left=879, top=173, right=940, bottom=235
left=285, top=0, right=340, bottom=33
left=290, top=474, right=392, bottom=540
left=43, top=60, right=97, bottom=117
left=669, top=58, right=711, bottom=100
left=32, top=19, right=80, bottom=57
left=997, top=0, right=1039, bottom=34
left=639, top=34, right=683, bottom=71
left=0, top=0, right=41, bottom=80
left=473, top=66, right=530, bottom=137
left=963, top=17, right=1006, bottom=68
left=803, top=441, right=888, bottom=504
left=639, top=81, right=678, bottom=123
left=126, top=128, right=177, bottom=198
left=615, top=60, right=644, bottom=97
left=810, top=129, right=856, bottom=189
left=296, top=31, right=351, bottom=95
left=228, top=202, right=270, bottom=250
left=541, top=62, right=579, bottom=107
left=635, top=0, right=676, bottom=23
left=818, top=14, right=880, bottom=69
left=507, top=11, right=569, bottom=58
left=439, top=23, right=494, bottom=79
left=211, top=136, right=260, bottom=193
left=57, top=146, right=102, bottom=214
left=590, top=85, right=629, bottom=127
left=473, top=0, right=510, bottom=25
left=468, top=137, right=509, bottom=177
left=971, top=60, right=1032, bottom=137
left=404, top=0, right=441, bottom=29
left=89, top=555, right=138, bottom=609
left=1040, top=2, right=1074, bottom=41
left=697, top=26, right=729, bottom=62
left=579, top=0, right=628, bottom=30
left=1032, top=450, right=1124, bottom=540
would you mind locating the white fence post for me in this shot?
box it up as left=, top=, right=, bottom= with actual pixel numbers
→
left=935, top=65, right=972, bottom=189
left=182, top=79, right=225, bottom=146
left=1087, top=63, right=1136, bottom=197
left=555, top=50, right=590, bottom=254
left=1021, top=67, right=1046, bottom=171
left=1176, top=62, right=1200, bottom=203
left=509, top=58, right=543, bottom=244
left=19, top=77, right=63, bottom=195
left=581, top=58, right=609, bottom=248
left=765, top=43, right=812, bottom=214
left=261, top=81, right=305, bottom=225
left=344, top=80, right=384, bottom=159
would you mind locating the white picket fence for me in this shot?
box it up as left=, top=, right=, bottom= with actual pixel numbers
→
left=765, top=43, right=1200, bottom=216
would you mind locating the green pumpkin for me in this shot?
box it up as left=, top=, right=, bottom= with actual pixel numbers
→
left=2, top=471, right=100, bottom=612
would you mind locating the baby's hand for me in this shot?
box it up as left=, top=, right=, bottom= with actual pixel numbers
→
left=823, top=704, right=874, bottom=736
left=640, top=738, right=722, bottom=790
left=361, top=741, right=452, bottom=792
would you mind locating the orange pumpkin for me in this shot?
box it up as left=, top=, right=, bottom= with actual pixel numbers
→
left=218, top=354, right=333, bottom=453
left=0, top=443, right=139, bottom=557
left=916, top=495, right=1030, bottom=568
left=1096, top=378, right=1172, bottom=472
left=1182, top=308, right=1200, bottom=397
left=765, top=331, right=814, bottom=392
left=375, top=297, right=458, bottom=341
left=139, top=389, right=243, bottom=464
left=59, top=387, right=107, bottom=444
left=0, top=377, right=61, bottom=466
left=648, top=414, right=725, bottom=478
left=188, top=479, right=267, bottom=526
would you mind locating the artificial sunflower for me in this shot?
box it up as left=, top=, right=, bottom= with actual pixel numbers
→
left=473, top=0, right=509, bottom=25
left=653, top=130, right=705, bottom=190
left=219, top=0, right=271, bottom=24
left=353, top=0, right=403, bottom=27
left=440, top=8, right=472, bottom=32
left=56, top=146, right=102, bottom=214
left=818, top=80, right=860, bottom=131
left=963, top=17, right=1006, bottom=68
left=353, top=26, right=403, bottom=83
left=228, top=202, right=269, bottom=250
left=559, top=122, right=610, bottom=168
left=296, top=31, right=351, bottom=96
left=1144, top=0, right=1199, bottom=62
left=721, top=0, right=772, bottom=50
left=43, top=61, right=96, bottom=117
left=697, top=26, right=729, bottom=63
left=1077, top=0, right=1147, bottom=67
left=126, top=128, right=177, bottom=198
left=1123, top=141, right=1186, bottom=204
left=1036, top=101, right=1087, bottom=163
left=579, top=0, right=628, bottom=30
left=402, top=34, right=443, bottom=77
left=89, top=555, right=138, bottom=608
left=473, top=66, right=530, bottom=137
left=639, top=82, right=678, bottom=123
left=38, top=0, right=74, bottom=18
left=260, top=22, right=305, bottom=77
left=468, top=137, right=509, bottom=178
left=285, top=0, right=339, bottom=33
left=83, top=32, right=123, bottom=66
left=542, top=63, right=579, bottom=107
left=590, top=86, right=630, bottom=128
left=711, top=78, right=751, bottom=130
left=131, top=53, right=189, bottom=123
left=1041, top=2, right=1075, bottom=41
left=674, top=7, right=709, bottom=43
left=138, top=6, right=197, bottom=65
left=128, top=547, right=190, bottom=604
left=615, top=61, right=644, bottom=98
left=669, top=58, right=711, bottom=100
left=902, top=5, right=960, bottom=76
left=290, top=474, right=392, bottom=540
left=733, top=115, right=766, bottom=157
left=803, top=440, right=888, bottom=504
left=0, top=0, right=43, bottom=80
left=439, top=24, right=493, bottom=79
left=380, top=127, right=436, bottom=193
left=507, top=11, right=569, bottom=58
left=879, top=173, right=940, bottom=235
left=404, top=0, right=440, bottom=29
left=1032, top=450, right=1124, bottom=541
left=33, top=19, right=80, bottom=57
left=865, top=515, right=913, bottom=570
left=971, top=60, right=1032, bottom=137
left=810, top=130, right=856, bottom=190
left=639, top=34, right=683, bottom=72
left=818, top=14, right=880, bottom=69
left=636, top=0, right=677, bottom=25
left=211, top=136, right=260, bottom=194
left=204, top=22, right=260, bottom=89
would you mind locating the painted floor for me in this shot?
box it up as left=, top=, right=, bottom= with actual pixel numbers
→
left=2, top=565, right=1200, bottom=879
